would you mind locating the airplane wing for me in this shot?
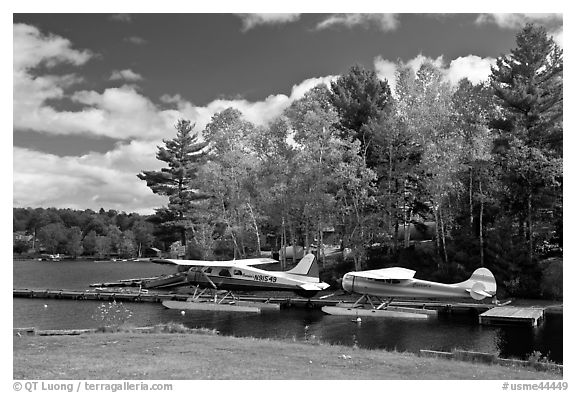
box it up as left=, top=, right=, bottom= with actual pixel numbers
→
left=232, top=258, right=278, bottom=266
left=151, top=258, right=278, bottom=267
left=353, top=267, right=416, bottom=280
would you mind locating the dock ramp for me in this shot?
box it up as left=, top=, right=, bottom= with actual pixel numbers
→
left=479, top=306, right=544, bottom=326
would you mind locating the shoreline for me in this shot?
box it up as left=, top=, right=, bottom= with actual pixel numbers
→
left=13, top=327, right=562, bottom=380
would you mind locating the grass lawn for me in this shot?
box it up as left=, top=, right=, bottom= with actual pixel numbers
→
left=13, top=331, right=562, bottom=380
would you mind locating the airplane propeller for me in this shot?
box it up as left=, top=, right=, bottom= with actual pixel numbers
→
left=319, top=278, right=346, bottom=299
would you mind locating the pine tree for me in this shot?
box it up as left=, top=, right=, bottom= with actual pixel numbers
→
left=138, top=119, right=209, bottom=247
left=491, top=23, right=562, bottom=156
left=329, top=64, right=393, bottom=167
left=489, top=24, right=562, bottom=284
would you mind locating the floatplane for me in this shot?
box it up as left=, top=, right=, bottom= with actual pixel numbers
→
left=321, top=267, right=498, bottom=319
left=151, top=254, right=329, bottom=313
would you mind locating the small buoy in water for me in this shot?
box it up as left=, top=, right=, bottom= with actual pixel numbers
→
left=356, top=317, right=362, bottom=323
left=180, top=311, right=185, bottom=316
left=44, top=304, right=48, bottom=308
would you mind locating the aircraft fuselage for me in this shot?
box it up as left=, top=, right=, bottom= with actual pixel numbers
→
left=343, top=274, right=471, bottom=299
left=150, top=254, right=329, bottom=298
left=186, top=265, right=324, bottom=297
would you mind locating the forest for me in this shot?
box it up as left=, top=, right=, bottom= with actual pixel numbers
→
left=13, top=24, right=562, bottom=299
left=13, top=207, right=155, bottom=260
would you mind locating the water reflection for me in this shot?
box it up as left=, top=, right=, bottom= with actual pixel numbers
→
left=495, top=315, right=563, bottom=361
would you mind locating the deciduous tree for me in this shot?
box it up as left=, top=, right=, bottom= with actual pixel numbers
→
left=95, top=236, right=112, bottom=259
left=82, top=230, right=98, bottom=255
left=200, top=108, right=261, bottom=258
left=37, top=222, right=67, bottom=254
left=65, top=226, right=84, bottom=258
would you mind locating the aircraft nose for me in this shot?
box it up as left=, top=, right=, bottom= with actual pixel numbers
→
left=342, top=273, right=353, bottom=292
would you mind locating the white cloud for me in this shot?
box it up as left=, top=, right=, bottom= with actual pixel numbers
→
left=13, top=23, right=94, bottom=134
left=475, top=13, right=562, bottom=29
left=17, top=70, right=334, bottom=142
left=475, top=14, right=563, bottom=50
left=288, top=75, right=338, bottom=100
left=317, top=14, right=398, bottom=32
left=13, top=25, right=170, bottom=141
left=81, top=139, right=165, bottom=175
left=235, top=13, right=301, bottom=31
left=161, top=75, right=337, bottom=131
left=444, top=56, right=496, bottom=86
left=374, top=54, right=444, bottom=93
left=373, top=57, right=397, bottom=90
left=124, top=36, right=147, bottom=45
left=14, top=71, right=80, bottom=116
left=16, top=84, right=181, bottom=140
left=13, top=23, right=92, bottom=71
left=552, top=29, right=563, bottom=48
left=13, top=146, right=165, bottom=214
left=374, top=54, right=495, bottom=94
left=159, top=94, right=184, bottom=105
left=109, top=69, right=143, bottom=82
left=14, top=23, right=337, bottom=142
left=406, top=54, right=444, bottom=74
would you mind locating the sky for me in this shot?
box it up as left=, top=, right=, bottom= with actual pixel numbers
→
left=12, top=11, right=564, bottom=215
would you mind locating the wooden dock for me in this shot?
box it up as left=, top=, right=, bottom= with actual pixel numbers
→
left=14, top=288, right=558, bottom=325
left=13, top=288, right=188, bottom=303
left=12, top=288, right=328, bottom=307
left=13, top=288, right=492, bottom=312
left=479, top=306, right=545, bottom=326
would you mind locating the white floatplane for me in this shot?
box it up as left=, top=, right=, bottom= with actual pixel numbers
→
left=152, top=254, right=329, bottom=312
left=322, top=267, right=497, bottom=319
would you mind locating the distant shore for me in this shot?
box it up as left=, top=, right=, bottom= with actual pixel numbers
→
left=13, top=329, right=561, bottom=380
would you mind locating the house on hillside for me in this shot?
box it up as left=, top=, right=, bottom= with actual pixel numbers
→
left=396, top=221, right=437, bottom=242
left=13, top=231, right=34, bottom=242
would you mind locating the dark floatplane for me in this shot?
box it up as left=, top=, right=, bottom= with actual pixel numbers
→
left=151, top=254, right=329, bottom=312
left=322, top=267, right=497, bottom=319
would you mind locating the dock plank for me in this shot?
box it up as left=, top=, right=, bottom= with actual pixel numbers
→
left=479, top=306, right=544, bottom=326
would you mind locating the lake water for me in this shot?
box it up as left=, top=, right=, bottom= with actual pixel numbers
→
left=13, top=260, right=563, bottom=363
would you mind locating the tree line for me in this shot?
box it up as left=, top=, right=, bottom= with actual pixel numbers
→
left=13, top=207, right=156, bottom=259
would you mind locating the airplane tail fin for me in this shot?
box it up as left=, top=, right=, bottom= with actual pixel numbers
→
left=285, top=254, right=319, bottom=278
left=457, top=267, right=497, bottom=300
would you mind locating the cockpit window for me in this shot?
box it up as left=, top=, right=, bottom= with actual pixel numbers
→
left=218, top=269, right=231, bottom=277
left=204, top=268, right=212, bottom=274
left=233, top=270, right=243, bottom=276
left=381, top=279, right=401, bottom=284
